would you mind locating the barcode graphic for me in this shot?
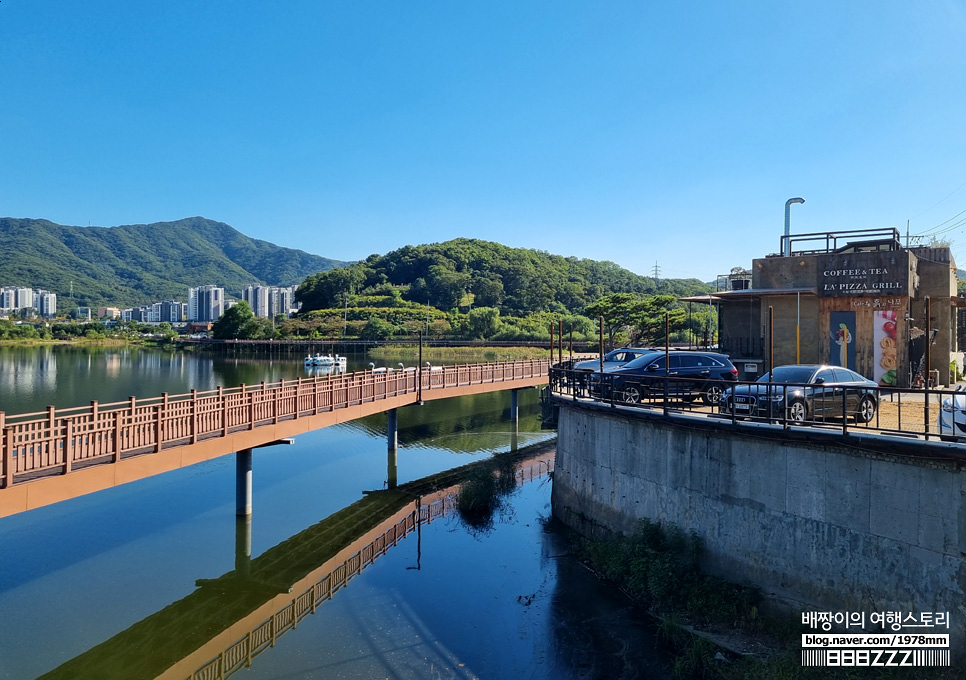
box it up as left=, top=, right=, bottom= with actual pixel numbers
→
left=916, top=649, right=950, bottom=666
left=802, top=649, right=825, bottom=666
left=801, top=649, right=949, bottom=666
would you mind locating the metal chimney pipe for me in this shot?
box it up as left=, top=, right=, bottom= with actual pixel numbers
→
left=783, top=197, right=805, bottom=256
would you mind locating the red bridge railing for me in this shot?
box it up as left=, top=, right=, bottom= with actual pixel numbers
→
left=0, top=359, right=550, bottom=489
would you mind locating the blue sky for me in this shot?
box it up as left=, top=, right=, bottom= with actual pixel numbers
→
left=2, top=2, right=965, bottom=282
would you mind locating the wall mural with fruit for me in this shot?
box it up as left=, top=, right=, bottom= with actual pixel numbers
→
left=874, top=309, right=899, bottom=386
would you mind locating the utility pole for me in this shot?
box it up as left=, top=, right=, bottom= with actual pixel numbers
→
left=652, top=261, right=661, bottom=289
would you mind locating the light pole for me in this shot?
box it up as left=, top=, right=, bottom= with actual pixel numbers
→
left=783, top=197, right=805, bottom=257
left=784, top=197, right=805, bottom=362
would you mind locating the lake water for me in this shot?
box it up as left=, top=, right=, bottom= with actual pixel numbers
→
left=0, top=345, right=668, bottom=679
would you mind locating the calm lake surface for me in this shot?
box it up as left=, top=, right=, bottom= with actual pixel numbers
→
left=0, top=345, right=668, bottom=679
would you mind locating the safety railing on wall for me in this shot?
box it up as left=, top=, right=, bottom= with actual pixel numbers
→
left=549, top=365, right=966, bottom=444
left=0, top=360, right=549, bottom=489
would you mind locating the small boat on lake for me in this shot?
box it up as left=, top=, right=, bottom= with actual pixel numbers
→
left=303, top=354, right=347, bottom=367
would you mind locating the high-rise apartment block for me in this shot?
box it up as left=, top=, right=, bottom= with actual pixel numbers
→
left=0, top=286, right=57, bottom=317
left=242, top=284, right=295, bottom=319
left=188, top=286, right=224, bottom=322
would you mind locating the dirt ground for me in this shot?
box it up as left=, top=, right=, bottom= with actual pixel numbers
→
left=682, top=393, right=948, bottom=436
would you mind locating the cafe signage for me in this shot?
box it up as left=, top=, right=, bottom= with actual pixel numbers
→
left=818, top=251, right=910, bottom=298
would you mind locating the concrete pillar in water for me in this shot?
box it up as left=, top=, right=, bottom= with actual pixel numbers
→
left=235, top=515, right=252, bottom=577
left=510, top=389, right=520, bottom=451
left=387, top=408, right=398, bottom=489
left=387, top=408, right=398, bottom=450
left=236, top=448, right=253, bottom=517
left=510, top=389, right=519, bottom=424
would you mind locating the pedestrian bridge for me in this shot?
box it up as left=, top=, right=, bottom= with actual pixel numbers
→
left=0, top=360, right=550, bottom=517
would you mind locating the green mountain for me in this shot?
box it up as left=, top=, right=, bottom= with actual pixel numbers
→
left=0, top=217, right=348, bottom=310
left=298, top=237, right=711, bottom=316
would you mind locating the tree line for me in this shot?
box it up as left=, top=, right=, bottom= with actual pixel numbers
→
left=213, top=239, right=716, bottom=347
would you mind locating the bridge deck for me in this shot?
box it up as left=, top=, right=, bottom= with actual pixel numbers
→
left=0, top=360, right=549, bottom=517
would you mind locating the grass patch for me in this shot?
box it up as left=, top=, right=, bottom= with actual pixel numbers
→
left=369, top=345, right=552, bottom=363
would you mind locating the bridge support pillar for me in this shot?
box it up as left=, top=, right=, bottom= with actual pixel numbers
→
left=236, top=448, right=253, bottom=517
left=235, top=515, right=252, bottom=577
left=510, top=389, right=520, bottom=451
left=387, top=408, right=398, bottom=451
left=387, top=409, right=398, bottom=489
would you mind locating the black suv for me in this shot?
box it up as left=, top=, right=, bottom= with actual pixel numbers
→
left=591, top=350, right=738, bottom=404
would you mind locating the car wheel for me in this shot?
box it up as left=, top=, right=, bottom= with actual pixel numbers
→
left=855, top=396, right=876, bottom=424
left=622, top=385, right=642, bottom=404
left=787, top=399, right=808, bottom=423
left=701, top=383, right=724, bottom=406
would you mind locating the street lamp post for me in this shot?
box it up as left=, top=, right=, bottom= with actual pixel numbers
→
left=784, top=197, right=806, bottom=362
left=783, top=197, right=805, bottom=257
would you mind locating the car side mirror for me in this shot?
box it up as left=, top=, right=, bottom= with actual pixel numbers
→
left=647, top=364, right=659, bottom=372
left=812, top=377, right=825, bottom=385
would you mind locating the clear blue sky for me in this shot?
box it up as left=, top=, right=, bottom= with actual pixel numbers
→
left=2, top=1, right=965, bottom=282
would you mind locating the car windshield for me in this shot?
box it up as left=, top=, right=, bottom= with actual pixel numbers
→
left=758, top=366, right=817, bottom=384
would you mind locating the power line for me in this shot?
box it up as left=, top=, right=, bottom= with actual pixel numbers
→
left=915, top=179, right=966, bottom=219
left=914, top=208, right=966, bottom=237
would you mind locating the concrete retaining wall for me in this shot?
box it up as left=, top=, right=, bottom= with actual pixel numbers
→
left=551, top=402, right=966, bottom=644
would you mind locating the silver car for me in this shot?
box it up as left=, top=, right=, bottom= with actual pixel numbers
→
left=938, top=386, right=966, bottom=441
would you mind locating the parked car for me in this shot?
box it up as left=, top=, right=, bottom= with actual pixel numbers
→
left=571, top=348, right=654, bottom=373
left=590, top=350, right=738, bottom=404
left=937, top=385, right=966, bottom=441
left=719, top=364, right=878, bottom=423
left=567, top=347, right=653, bottom=394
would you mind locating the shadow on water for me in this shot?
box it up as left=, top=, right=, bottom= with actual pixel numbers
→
left=32, top=444, right=672, bottom=680
left=455, top=453, right=521, bottom=536
left=36, top=447, right=558, bottom=680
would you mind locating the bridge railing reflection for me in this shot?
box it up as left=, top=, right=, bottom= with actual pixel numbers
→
left=0, top=360, right=550, bottom=489
left=192, top=455, right=553, bottom=680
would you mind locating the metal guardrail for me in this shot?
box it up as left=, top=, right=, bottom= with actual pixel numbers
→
left=549, top=366, right=966, bottom=443
left=0, top=360, right=550, bottom=489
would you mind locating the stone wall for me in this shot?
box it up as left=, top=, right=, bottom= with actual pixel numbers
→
left=551, top=401, right=966, bottom=645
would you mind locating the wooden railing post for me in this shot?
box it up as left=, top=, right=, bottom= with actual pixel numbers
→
left=218, top=386, right=227, bottom=437
left=191, top=389, right=198, bottom=443
left=0, top=411, right=7, bottom=488
left=126, top=396, right=136, bottom=461
left=114, top=404, right=123, bottom=463
left=3, top=422, right=12, bottom=487
left=246, top=384, right=255, bottom=431
left=274, top=380, right=282, bottom=424
left=295, top=377, right=301, bottom=419
left=156, top=393, right=168, bottom=453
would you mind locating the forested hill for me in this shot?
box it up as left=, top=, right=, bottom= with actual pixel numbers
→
left=297, top=237, right=711, bottom=315
left=0, top=217, right=347, bottom=309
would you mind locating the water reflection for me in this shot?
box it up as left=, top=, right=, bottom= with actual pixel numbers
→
left=37, top=450, right=555, bottom=680
left=350, top=388, right=545, bottom=454
left=0, top=347, right=668, bottom=679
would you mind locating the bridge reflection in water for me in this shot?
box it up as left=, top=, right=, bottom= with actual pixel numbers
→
left=37, top=447, right=555, bottom=680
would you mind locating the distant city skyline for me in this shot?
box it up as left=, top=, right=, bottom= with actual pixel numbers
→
left=1, top=2, right=964, bottom=280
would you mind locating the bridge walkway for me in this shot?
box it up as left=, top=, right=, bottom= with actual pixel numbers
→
left=0, top=359, right=549, bottom=517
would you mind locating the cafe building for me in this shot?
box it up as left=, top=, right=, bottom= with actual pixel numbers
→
left=703, top=227, right=963, bottom=388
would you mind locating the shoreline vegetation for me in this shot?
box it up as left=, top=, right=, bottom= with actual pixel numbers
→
left=368, top=344, right=555, bottom=362
left=574, top=520, right=955, bottom=680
